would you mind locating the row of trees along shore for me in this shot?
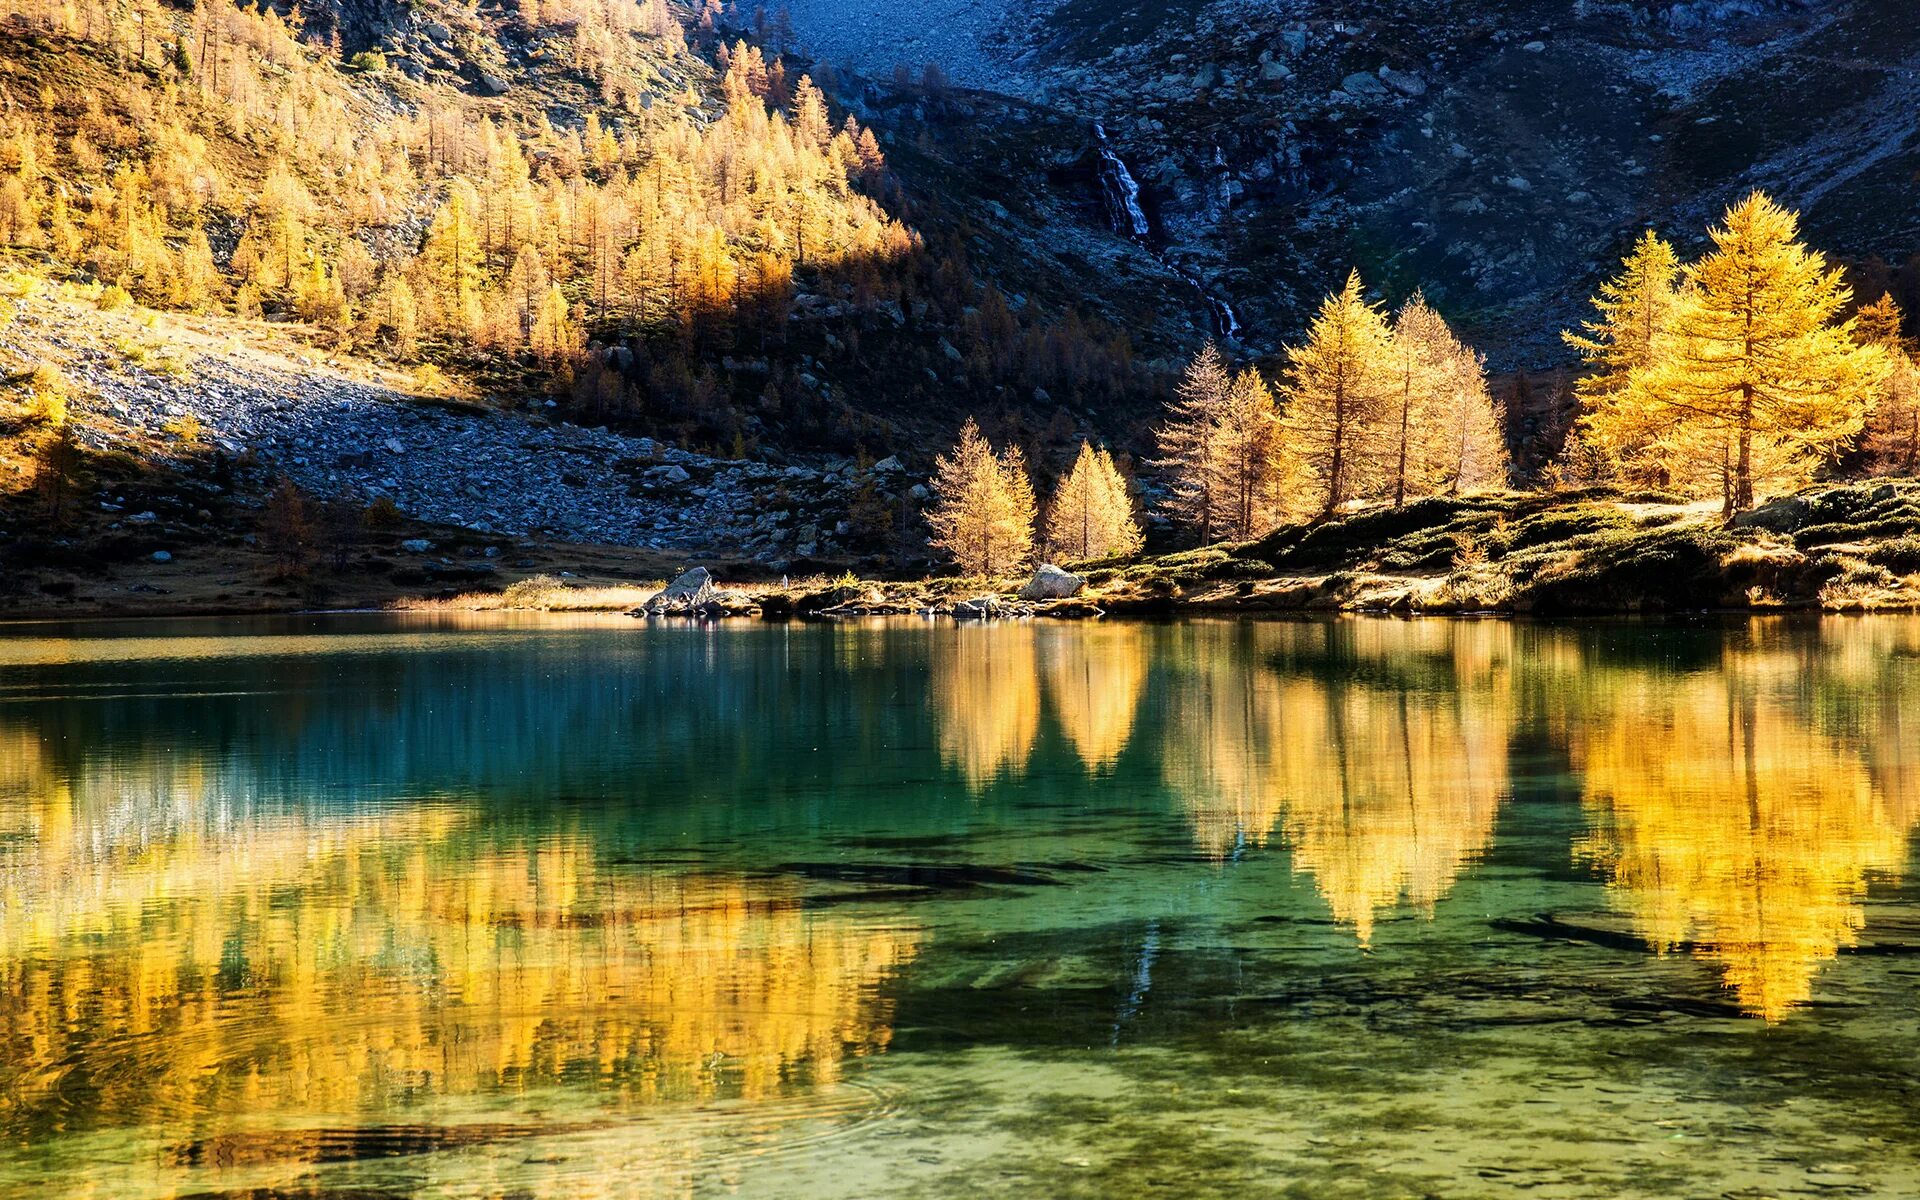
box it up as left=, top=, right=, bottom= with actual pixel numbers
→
left=927, top=189, right=1913, bottom=574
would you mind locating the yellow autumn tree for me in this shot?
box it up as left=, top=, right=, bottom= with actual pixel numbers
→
left=1045, top=440, right=1142, bottom=561
left=1282, top=270, right=1394, bottom=520
left=1215, top=366, right=1289, bottom=539
left=926, top=417, right=1035, bottom=576
left=1855, top=293, right=1920, bottom=474
left=1383, top=293, right=1506, bottom=503
left=1153, top=341, right=1231, bottom=543
left=1563, top=231, right=1682, bottom=485
left=1603, top=192, right=1888, bottom=514
left=1566, top=230, right=1680, bottom=405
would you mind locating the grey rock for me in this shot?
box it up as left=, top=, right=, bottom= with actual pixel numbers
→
left=871, top=455, right=903, bottom=473
left=1018, top=563, right=1086, bottom=600
left=1379, top=66, right=1425, bottom=97
left=401, top=538, right=434, bottom=553
left=151, top=550, right=173, bottom=563
left=646, top=464, right=692, bottom=485
left=952, top=595, right=1000, bottom=619
left=1730, top=495, right=1812, bottom=533
left=1260, top=59, right=1293, bottom=83
left=1340, top=71, right=1390, bottom=98
left=478, top=72, right=510, bottom=96
left=640, top=567, right=718, bottom=614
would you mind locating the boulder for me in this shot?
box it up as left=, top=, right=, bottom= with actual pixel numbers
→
left=1729, top=495, right=1812, bottom=533
left=478, top=72, right=510, bottom=96
left=952, top=595, right=1000, bottom=619
left=1340, top=71, right=1389, bottom=98
left=1019, top=564, right=1085, bottom=600
left=640, top=567, right=717, bottom=614
left=400, top=538, right=434, bottom=553
left=1379, top=66, right=1426, bottom=96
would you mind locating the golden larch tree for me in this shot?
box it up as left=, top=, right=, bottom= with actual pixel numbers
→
left=1046, top=441, right=1142, bottom=561
left=1565, top=230, right=1680, bottom=404
left=1615, top=192, right=1888, bottom=514
left=1387, top=294, right=1507, bottom=499
left=1856, top=293, right=1920, bottom=474
left=1281, top=270, right=1394, bottom=520
left=927, top=417, right=1035, bottom=576
left=1153, top=341, right=1231, bottom=543
left=1214, top=367, right=1288, bottom=539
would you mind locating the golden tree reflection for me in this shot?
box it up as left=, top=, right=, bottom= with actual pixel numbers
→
left=0, top=775, right=920, bottom=1138
left=1161, top=623, right=1508, bottom=943
left=1572, top=664, right=1916, bottom=1022
left=1041, top=624, right=1149, bottom=772
left=1275, top=686, right=1507, bottom=946
left=930, top=623, right=1041, bottom=789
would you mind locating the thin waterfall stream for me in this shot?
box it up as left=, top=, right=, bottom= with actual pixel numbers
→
left=1093, top=123, right=1243, bottom=342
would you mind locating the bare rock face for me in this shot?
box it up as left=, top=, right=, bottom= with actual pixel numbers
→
left=1018, top=564, right=1085, bottom=600
left=640, top=567, right=717, bottom=614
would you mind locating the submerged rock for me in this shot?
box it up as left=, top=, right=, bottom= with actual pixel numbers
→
left=1018, top=564, right=1086, bottom=600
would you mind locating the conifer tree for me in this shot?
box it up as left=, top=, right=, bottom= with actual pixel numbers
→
left=1215, top=367, right=1287, bottom=539
left=1282, top=270, right=1394, bottom=521
left=1046, top=441, right=1142, bottom=561
left=1386, top=294, right=1506, bottom=501
left=1857, top=293, right=1920, bottom=474
left=1565, top=230, right=1679, bottom=405
left=1619, top=191, right=1889, bottom=514
left=927, top=417, right=1036, bottom=576
left=1154, top=341, right=1231, bottom=543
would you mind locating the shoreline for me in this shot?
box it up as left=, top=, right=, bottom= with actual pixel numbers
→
left=8, top=481, right=1920, bottom=624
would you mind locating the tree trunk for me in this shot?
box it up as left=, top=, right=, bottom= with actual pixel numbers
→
left=1733, top=384, right=1755, bottom=515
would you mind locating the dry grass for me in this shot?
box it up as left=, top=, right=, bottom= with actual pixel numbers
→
left=397, top=574, right=667, bottom=612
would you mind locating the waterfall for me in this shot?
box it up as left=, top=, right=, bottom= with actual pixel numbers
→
left=1093, top=123, right=1151, bottom=239
left=1091, top=124, right=1242, bottom=343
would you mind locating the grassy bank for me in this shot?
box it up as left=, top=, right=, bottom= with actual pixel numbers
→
left=10, top=480, right=1920, bottom=622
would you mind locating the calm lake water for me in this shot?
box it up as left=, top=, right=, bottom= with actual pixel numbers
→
left=2, top=613, right=1919, bottom=1199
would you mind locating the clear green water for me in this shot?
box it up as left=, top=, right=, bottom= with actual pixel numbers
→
left=2, top=613, right=1919, bottom=1199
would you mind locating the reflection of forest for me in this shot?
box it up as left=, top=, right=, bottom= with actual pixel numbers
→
left=1565, top=622, right=1920, bottom=1021
left=1160, top=622, right=1509, bottom=945
left=3, top=615, right=1919, bottom=1067
left=0, top=786, right=919, bottom=1138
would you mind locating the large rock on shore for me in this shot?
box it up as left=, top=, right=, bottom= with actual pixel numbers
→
left=640, top=567, right=717, bottom=614
left=1018, top=564, right=1086, bottom=600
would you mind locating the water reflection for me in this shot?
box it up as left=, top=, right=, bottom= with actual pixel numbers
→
left=4, top=613, right=1920, bottom=1197
left=1161, top=623, right=1508, bottom=945
left=0, top=767, right=919, bottom=1158
left=1568, top=631, right=1920, bottom=1021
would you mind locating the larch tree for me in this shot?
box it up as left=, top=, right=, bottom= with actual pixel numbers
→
left=1387, top=294, right=1507, bottom=499
left=1282, top=270, right=1394, bottom=521
left=1563, top=231, right=1680, bottom=486
left=1154, top=341, right=1231, bottom=543
left=1046, top=441, right=1142, bottom=561
left=1622, top=191, right=1889, bottom=515
left=927, top=417, right=1036, bottom=577
left=1857, top=293, right=1920, bottom=474
left=1565, top=230, right=1680, bottom=404
left=1214, top=367, right=1287, bottom=539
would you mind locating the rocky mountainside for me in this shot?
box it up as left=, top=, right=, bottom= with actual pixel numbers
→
left=785, top=0, right=1920, bottom=367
